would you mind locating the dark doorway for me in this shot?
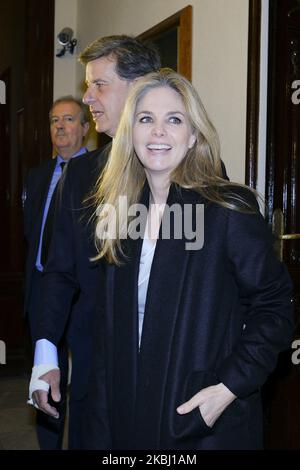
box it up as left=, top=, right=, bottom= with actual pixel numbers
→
left=0, top=68, right=11, bottom=271
left=0, top=0, right=54, bottom=369
left=262, top=0, right=300, bottom=449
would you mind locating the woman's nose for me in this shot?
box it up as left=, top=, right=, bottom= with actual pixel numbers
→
left=151, top=123, right=166, bottom=136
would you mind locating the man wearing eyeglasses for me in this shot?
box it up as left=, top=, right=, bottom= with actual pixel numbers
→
left=23, top=96, right=90, bottom=449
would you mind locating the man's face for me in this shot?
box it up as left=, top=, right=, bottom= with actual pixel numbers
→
left=50, top=102, right=89, bottom=160
left=83, top=56, right=133, bottom=137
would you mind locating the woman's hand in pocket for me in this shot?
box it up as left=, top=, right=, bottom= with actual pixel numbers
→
left=177, top=382, right=236, bottom=428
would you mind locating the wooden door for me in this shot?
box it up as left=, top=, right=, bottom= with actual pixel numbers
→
left=23, top=0, right=54, bottom=171
left=0, top=0, right=54, bottom=361
left=263, top=0, right=300, bottom=449
left=0, top=68, right=10, bottom=271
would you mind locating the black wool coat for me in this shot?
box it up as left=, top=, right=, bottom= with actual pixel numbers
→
left=86, top=184, right=294, bottom=450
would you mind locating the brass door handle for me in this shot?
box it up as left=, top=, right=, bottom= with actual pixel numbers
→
left=272, top=209, right=300, bottom=261
left=279, top=234, right=300, bottom=240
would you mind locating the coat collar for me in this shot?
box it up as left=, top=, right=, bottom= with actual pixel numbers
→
left=114, top=182, right=206, bottom=356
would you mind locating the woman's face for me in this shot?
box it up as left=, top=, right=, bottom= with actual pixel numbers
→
left=133, top=86, right=196, bottom=181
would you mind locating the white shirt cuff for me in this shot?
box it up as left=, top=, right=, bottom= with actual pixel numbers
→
left=34, top=339, right=58, bottom=366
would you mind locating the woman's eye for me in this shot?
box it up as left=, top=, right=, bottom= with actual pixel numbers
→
left=139, top=116, right=152, bottom=123
left=169, top=116, right=182, bottom=124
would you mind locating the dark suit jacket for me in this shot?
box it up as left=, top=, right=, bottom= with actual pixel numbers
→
left=86, top=183, right=294, bottom=450
left=35, top=146, right=110, bottom=400
left=24, top=158, right=57, bottom=317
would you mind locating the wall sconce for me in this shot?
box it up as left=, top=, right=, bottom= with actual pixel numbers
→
left=56, top=27, right=77, bottom=58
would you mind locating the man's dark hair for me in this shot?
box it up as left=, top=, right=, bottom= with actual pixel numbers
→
left=50, top=95, right=90, bottom=125
left=78, top=35, right=161, bottom=80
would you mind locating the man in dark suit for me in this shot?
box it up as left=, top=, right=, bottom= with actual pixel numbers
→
left=27, top=35, right=161, bottom=449
left=24, top=96, right=90, bottom=449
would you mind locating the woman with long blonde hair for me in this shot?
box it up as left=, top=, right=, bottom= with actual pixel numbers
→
left=86, top=69, right=293, bottom=450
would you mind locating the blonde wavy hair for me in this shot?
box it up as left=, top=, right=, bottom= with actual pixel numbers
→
left=93, top=68, right=258, bottom=264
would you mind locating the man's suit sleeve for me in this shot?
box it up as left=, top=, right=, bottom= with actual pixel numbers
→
left=217, top=195, right=294, bottom=397
left=35, top=163, right=79, bottom=345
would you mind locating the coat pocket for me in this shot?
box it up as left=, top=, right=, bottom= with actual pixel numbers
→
left=173, top=370, right=244, bottom=441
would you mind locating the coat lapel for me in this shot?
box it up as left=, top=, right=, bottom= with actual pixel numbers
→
left=37, top=158, right=57, bottom=215
left=111, top=183, right=204, bottom=448
left=111, top=184, right=149, bottom=447
left=32, top=159, right=57, bottom=253
left=135, top=185, right=203, bottom=448
left=140, top=184, right=202, bottom=356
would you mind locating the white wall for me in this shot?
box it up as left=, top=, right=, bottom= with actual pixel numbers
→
left=53, top=0, right=78, bottom=100
left=54, top=0, right=250, bottom=182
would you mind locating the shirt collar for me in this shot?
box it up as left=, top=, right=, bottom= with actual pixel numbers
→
left=56, top=147, right=88, bottom=165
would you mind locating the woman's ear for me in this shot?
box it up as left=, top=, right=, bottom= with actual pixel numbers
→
left=188, top=134, right=196, bottom=149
